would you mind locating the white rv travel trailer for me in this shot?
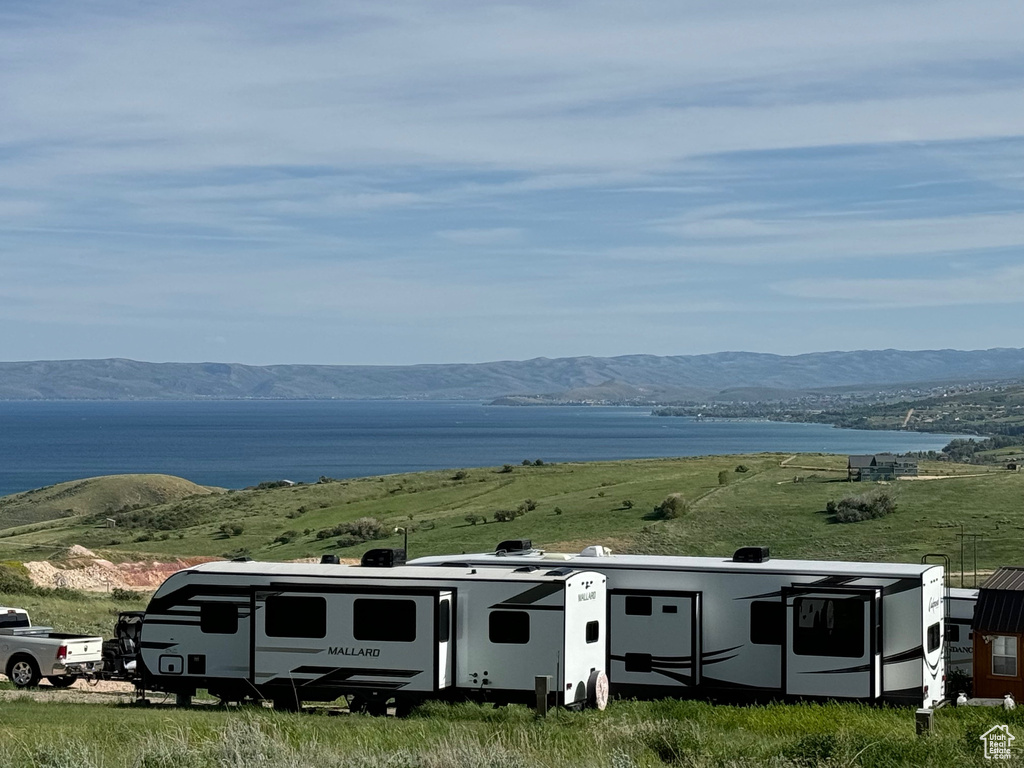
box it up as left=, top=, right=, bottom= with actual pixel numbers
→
left=946, top=588, right=978, bottom=680
left=138, top=554, right=607, bottom=712
left=410, top=542, right=946, bottom=708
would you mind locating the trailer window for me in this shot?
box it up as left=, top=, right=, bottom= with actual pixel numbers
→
left=353, top=599, right=416, bottom=642
left=265, top=595, right=326, bottom=639
left=586, top=620, right=600, bottom=644
left=927, top=622, right=941, bottom=653
left=750, top=601, right=784, bottom=645
left=200, top=603, right=238, bottom=635
left=624, top=596, right=652, bottom=616
left=993, top=635, right=1017, bottom=677
left=489, top=610, right=530, bottom=644
left=948, top=624, right=960, bottom=642
left=793, top=597, right=864, bottom=658
left=438, top=600, right=451, bottom=644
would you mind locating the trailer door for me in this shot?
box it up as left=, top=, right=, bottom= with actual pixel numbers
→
left=609, top=590, right=701, bottom=691
left=785, top=587, right=881, bottom=700
left=436, top=591, right=453, bottom=689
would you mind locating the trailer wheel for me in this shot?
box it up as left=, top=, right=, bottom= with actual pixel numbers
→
left=7, top=656, right=41, bottom=688
left=586, top=670, right=609, bottom=710
left=46, top=675, right=78, bottom=688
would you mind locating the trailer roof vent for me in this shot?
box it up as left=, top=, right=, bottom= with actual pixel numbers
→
left=580, top=545, right=612, bottom=557
left=361, top=548, right=407, bottom=568
left=320, top=554, right=340, bottom=565
left=545, top=567, right=573, bottom=576
left=514, top=565, right=540, bottom=573
left=732, top=546, right=770, bottom=563
left=495, top=539, right=532, bottom=555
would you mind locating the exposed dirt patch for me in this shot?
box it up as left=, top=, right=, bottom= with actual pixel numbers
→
left=24, top=547, right=221, bottom=591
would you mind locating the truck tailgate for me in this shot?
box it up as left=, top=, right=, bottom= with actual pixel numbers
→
left=59, top=637, right=103, bottom=664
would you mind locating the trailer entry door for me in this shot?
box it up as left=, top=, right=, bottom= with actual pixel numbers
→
left=609, top=590, right=701, bottom=690
left=784, top=587, right=881, bottom=700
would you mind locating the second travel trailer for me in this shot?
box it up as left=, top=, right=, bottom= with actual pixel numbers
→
left=410, top=542, right=946, bottom=708
left=136, top=555, right=608, bottom=712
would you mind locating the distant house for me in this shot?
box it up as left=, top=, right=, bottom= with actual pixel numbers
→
left=972, top=567, right=1024, bottom=700
left=847, top=454, right=918, bottom=482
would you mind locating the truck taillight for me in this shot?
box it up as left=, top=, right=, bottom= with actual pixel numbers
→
left=57, top=644, right=67, bottom=662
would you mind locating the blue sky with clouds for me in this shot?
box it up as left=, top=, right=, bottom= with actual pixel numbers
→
left=2, top=1, right=1023, bottom=365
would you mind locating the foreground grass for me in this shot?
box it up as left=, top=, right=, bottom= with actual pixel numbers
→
left=0, top=698, right=1021, bottom=767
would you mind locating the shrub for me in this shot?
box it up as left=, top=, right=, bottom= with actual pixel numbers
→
left=219, top=523, right=244, bottom=537
left=735, top=465, right=749, bottom=473
left=533, top=459, right=544, bottom=466
left=316, top=517, right=388, bottom=544
left=827, top=490, right=897, bottom=523
left=522, top=459, right=532, bottom=466
left=111, top=587, right=144, bottom=602
left=274, top=530, right=299, bottom=545
left=465, top=514, right=483, bottom=526
left=493, top=509, right=523, bottom=523
left=718, top=470, right=730, bottom=485
left=554, top=506, right=563, bottom=515
left=452, top=470, right=468, bottom=480
left=621, top=500, right=634, bottom=509
left=653, top=494, right=688, bottom=520
left=0, top=562, right=35, bottom=595
left=499, top=464, right=514, bottom=474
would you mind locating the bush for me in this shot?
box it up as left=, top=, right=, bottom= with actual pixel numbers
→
left=653, top=494, right=688, bottom=520
left=0, top=562, right=35, bottom=595
left=827, top=491, right=897, bottom=523
left=522, top=459, right=532, bottom=466
left=219, top=523, right=244, bottom=537
left=274, top=530, right=299, bottom=545
left=533, top=459, right=544, bottom=466
left=499, top=464, right=514, bottom=474
left=316, top=517, right=388, bottom=544
left=493, top=509, right=523, bottom=523
left=554, top=506, right=563, bottom=515
left=111, top=587, right=144, bottom=602
left=465, top=514, right=483, bottom=526
left=622, top=500, right=634, bottom=509
left=718, top=470, right=730, bottom=486
left=452, top=470, right=469, bottom=480
left=735, top=465, right=749, bottom=473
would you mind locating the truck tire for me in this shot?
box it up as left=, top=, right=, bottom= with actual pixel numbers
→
left=46, top=675, right=78, bottom=688
left=7, top=656, right=41, bottom=688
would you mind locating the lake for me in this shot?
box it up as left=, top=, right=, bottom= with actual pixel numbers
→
left=0, top=400, right=962, bottom=496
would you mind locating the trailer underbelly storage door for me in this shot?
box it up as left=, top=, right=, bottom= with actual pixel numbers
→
left=785, top=588, right=881, bottom=700
left=609, top=591, right=700, bottom=691
left=253, top=590, right=439, bottom=699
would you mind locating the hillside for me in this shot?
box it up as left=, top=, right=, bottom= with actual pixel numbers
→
left=4, top=348, right=1024, bottom=400
left=0, top=474, right=222, bottom=529
left=0, top=456, right=1020, bottom=578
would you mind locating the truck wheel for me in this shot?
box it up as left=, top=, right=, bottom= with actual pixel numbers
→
left=8, top=656, right=41, bottom=688
left=586, top=670, right=609, bottom=710
left=46, top=675, right=78, bottom=688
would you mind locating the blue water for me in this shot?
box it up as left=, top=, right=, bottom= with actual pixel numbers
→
left=0, top=400, right=962, bottom=496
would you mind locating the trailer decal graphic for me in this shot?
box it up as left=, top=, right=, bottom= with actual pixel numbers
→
left=489, top=582, right=563, bottom=609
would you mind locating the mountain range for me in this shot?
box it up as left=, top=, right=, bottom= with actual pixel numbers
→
left=2, top=348, right=1024, bottom=401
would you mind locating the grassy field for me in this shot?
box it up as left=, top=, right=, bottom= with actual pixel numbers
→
left=0, top=696, right=1022, bottom=768
left=0, top=454, right=1020, bottom=580
left=0, top=474, right=221, bottom=529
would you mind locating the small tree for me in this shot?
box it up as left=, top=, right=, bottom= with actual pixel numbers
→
left=621, top=500, right=634, bottom=510
left=718, top=470, right=730, bottom=486
left=653, top=494, right=688, bottom=520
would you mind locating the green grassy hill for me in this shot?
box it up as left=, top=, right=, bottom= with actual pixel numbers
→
left=0, top=474, right=222, bottom=530
left=0, top=455, right=1020, bottom=578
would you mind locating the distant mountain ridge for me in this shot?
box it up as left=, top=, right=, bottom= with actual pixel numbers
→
left=2, top=349, right=1024, bottom=401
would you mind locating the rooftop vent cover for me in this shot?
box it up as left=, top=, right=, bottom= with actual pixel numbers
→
left=361, top=548, right=407, bottom=568
left=320, top=554, right=340, bottom=565
left=496, top=539, right=532, bottom=554
left=733, top=546, right=770, bottom=563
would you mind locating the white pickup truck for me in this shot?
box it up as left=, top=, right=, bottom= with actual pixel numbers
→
left=0, top=607, right=103, bottom=688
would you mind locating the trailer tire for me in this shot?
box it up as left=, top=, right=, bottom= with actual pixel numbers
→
left=586, top=670, right=609, bottom=710
left=46, top=675, right=78, bottom=688
left=7, top=656, right=41, bottom=689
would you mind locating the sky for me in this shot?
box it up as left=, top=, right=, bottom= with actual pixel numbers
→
left=2, top=1, right=1024, bottom=366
